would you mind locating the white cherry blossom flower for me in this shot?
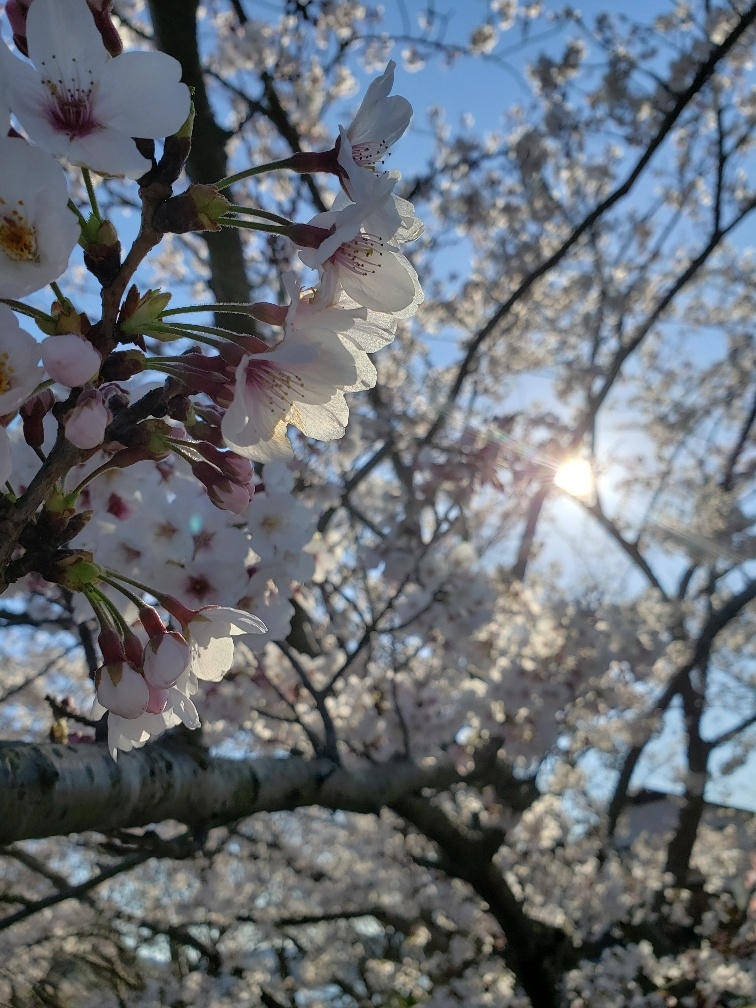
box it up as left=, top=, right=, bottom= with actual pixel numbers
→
left=99, top=701, right=191, bottom=760
left=346, top=61, right=412, bottom=168
left=335, top=130, right=423, bottom=244
left=247, top=491, right=317, bottom=562
left=94, top=662, right=149, bottom=719
left=183, top=606, right=267, bottom=682
left=143, top=631, right=191, bottom=689
left=0, top=0, right=190, bottom=178
left=0, top=136, right=79, bottom=298
left=299, top=186, right=423, bottom=315
left=7, top=0, right=123, bottom=58
left=222, top=276, right=374, bottom=462
left=0, top=304, right=44, bottom=415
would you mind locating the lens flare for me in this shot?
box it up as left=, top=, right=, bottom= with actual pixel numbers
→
left=553, top=457, right=595, bottom=500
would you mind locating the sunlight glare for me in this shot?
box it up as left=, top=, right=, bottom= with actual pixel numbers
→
left=553, top=457, right=595, bottom=500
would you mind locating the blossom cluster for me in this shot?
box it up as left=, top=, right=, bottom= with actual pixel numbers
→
left=0, top=0, right=423, bottom=755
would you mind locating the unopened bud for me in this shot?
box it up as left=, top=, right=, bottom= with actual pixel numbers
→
left=36, top=300, right=87, bottom=337
left=64, top=390, right=111, bottom=450
left=119, top=288, right=173, bottom=340
left=195, top=442, right=254, bottom=484
left=45, top=487, right=75, bottom=517
left=193, top=459, right=252, bottom=514
left=100, top=348, right=147, bottom=383
left=80, top=215, right=118, bottom=249
left=41, top=333, right=102, bottom=388
left=81, top=217, right=122, bottom=285
left=247, top=301, right=288, bottom=326
left=53, top=551, right=104, bottom=590
left=21, top=389, right=54, bottom=449
left=284, top=222, right=334, bottom=249
left=153, top=184, right=231, bottom=234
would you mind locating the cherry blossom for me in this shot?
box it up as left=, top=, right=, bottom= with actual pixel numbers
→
left=0, top=304, right=44, bottom=415
left=40, top=333, right=102, bottom=387
left=0, top=0, right=190, bottom=177
left=299, top=185, right=423, bottom=314
left=221, top=276, right=374, bottom=462
left=0, top=136, right=79, bottom=297
left=345, top=61, right=413, bottom=168
left=63, top=389, right=110, bottom=448
left=94, top=660, right=149, bottom=719
left=6, top=0, right=123, bottom=58
left=2, top=5, right=756, bottom=1007
left=336, top=129, right=425, bottom=242
left=179, top=605, right=267, bottom=682
left=142, top=630, right=191, bottom=690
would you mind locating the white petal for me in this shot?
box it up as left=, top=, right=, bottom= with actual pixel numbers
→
left=292, top=395, right=349, bottom=441
left=224, top=416, right=293, bottom=463
left=190, top=637, right=234, bottom=682
left=27, top=0, right=108, bottom=77
left=338, top=247, right=422, bottom=314
left=96, top=51, right=190, bottom=138
left=65, top=128, right=152, bottom=178
left=226, top=611, right=267, bottom=635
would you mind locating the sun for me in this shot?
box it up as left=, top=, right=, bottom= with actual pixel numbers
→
left=553, top=457, right=595, bottom=500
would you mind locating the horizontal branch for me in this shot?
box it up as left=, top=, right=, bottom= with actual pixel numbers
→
left=0, top=737, right=466, bottom=844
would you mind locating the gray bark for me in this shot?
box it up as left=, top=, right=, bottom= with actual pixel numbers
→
left=0, top=738, right=461, bottom=843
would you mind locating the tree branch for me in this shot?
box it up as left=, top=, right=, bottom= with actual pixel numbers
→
left=392, top=793, right=564, bottom=1008
left=0, top=737, right=473, bottom=844
left=422, top=2, right=756, bottom=446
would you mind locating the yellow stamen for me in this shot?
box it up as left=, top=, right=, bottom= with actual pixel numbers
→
left=0, top=204, right=39, bottom=263
left=0, top=351, right=15, bottom=395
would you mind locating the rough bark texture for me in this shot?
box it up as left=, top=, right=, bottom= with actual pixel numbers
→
left=0, top=738, right=464, bottom=843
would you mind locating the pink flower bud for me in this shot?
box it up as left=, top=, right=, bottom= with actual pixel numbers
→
left=95, top=663, right=149, bottom=719
left=21, top=389, right=55, bottom=450
left=284, top=222, right=334, bottom=249
left=41, top=334, right=102, bottom=387
left=196, top=443, right=255, bottom=484
left=143, top=631, right=190, bottom=689
left=145, top=684, right=169, bottom=714
left=210, top=480, right=253, bottom=515
left=193, top=460, right=253, bottom=514
left=65, top=392, right=111, bottom=449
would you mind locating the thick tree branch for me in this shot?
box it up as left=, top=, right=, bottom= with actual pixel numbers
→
left=392, top=793, right=564, bottom=1008
left=0, top=737, right=470, bottom=844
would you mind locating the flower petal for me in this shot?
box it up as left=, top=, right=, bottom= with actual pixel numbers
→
left=95, top=51, right=190, bottom=138
left=26, top=0, right=108, bottom=77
